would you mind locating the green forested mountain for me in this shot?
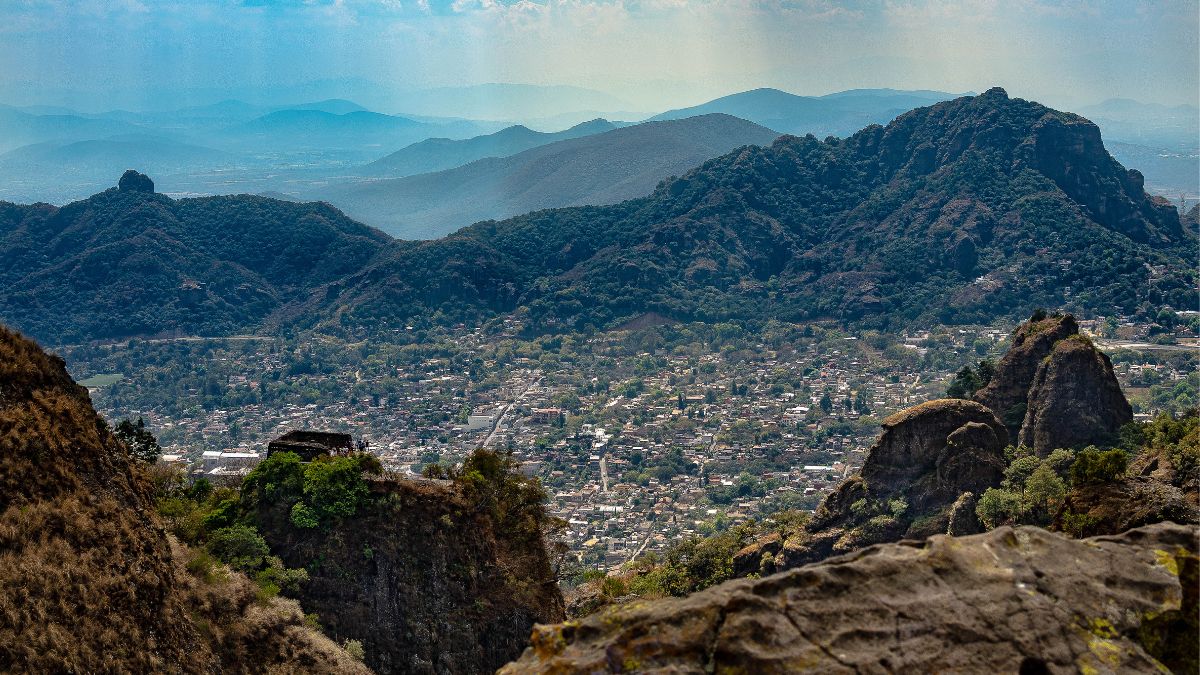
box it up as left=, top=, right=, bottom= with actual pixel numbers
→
left=327, top=88, right=1195, bottom=333
left=1, top=90, right=1195, bottom=344
left=0, top=172, right=390, bottom=343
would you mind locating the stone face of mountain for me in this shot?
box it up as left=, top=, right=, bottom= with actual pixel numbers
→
left=1018, top=334, right=1133, bottom=453
left=973, top=314, right=1132, bottom=454
left=362, top=118, right=618, bottom=178
left=0, top=180, right=390, bottom=344
left=0, top=326, right=366, bottom=673
left=771, top=399, right=1008, bottom=570
left=735, top=313, right=1141, bottom=577
left=249, top=476, right=566, bottom=674
left=974, top=314, right=1082, bottom=436
left=501, top=523, right=1198, bottom=674
left=317, top=113, right=781, bottom=239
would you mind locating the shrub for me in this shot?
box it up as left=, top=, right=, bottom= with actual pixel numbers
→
left=242, top=451, right=305, bottom=506
left=302, top=456, right=371, bottom=521
left=114, top=417, right=161, bottom=463
left=1070, top=447, right=1128, bottom=485
left=290, top=502, right=320, bottom=529
left=206, top=524, right=269, bottom=572
left=975, top=488, right=1022, bottom=529
left=255, top=556, right=309, bottom=597
left=343, top=639, right=365, bottom=662
left=185, top=549, right=227, bottom=584
left=200, top=498, right=239, bottom=530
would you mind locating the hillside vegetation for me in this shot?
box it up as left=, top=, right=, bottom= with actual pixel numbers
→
left=0, top=172, right=390, bottom=343
left=1, top=91, right=1195, bottom=345
left=330, top=89, right=1195, bottom=333
left=0, top=325, right=367, bottom=672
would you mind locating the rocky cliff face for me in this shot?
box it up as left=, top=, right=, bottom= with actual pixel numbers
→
left=737, top=313, right=1138, bottom=576
left=251, top=472, right=565, bottom=674
left=1018, top=334, right=1133, bottom=453
left=1054, top=423, right=1200, bottom=538
left=769, top=399, right=1008, bottom=571
left=973, top=314, right=1132, bottom=454
left=502, top=522, right=1198, bottom=674
left=973, top=314, right=1080, bottom=437
left=0, top=326, right=365, bottom=673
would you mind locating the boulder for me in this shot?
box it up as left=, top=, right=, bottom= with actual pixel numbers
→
left=501, top=522, right=1198, bottom=674
left=1018, top=334, right=1133, bottom=454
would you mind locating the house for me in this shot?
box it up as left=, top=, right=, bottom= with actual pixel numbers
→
left=531, top=407, right=564, bottom=424
left=267, top=430, right=354, bottom=462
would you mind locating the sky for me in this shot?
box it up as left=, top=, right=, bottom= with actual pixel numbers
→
left=1, top=0, right=1196, bottom=114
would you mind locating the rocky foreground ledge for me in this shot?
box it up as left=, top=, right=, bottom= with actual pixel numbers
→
left=501, top=522, right=1197, bottom=674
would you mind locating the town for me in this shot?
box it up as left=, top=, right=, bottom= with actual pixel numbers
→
left=64, top=311, right=1198, bottom=572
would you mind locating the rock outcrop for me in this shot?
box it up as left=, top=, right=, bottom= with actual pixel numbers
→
left=1054, top=428, right=1200, bottom=538
left=0, top=326, right=365, bottom=673
left=117, top=168, right=155, bottom=193
left=974, top=313, right=1132, bottom=455
left=770, top=399, right=1008, bottom=570
left=502, top=522, right=1198, bottom=674
left=973, top=313, right=1079, bottom=437
left=251, top=466, right=566, bottom=674
left=1018, top=334, right=1133, bottom=453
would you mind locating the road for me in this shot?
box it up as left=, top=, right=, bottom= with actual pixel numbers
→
left=479, top=376, right=542, bottom=449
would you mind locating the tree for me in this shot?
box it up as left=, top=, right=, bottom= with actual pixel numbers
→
left=114, top=417, right=161, bottom=463
left=975, top=488, right=1022, bottom=528
left=206, top=524, right=269, bottom=571
left=820, top=392, right=833, bottom=414
left=1021, top=463, right=1065, bottom=522
left=1071, top=447, right=1128, bottom=485
left=1003, top=455, right=1042, bottom=494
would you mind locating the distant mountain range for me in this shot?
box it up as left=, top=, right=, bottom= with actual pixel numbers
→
left=1, top=90, right=1194, bottom=345
left=361, top=118, right=619, bottom=178
left=3, top=86, right=1192, bottom=209
left=315, top=113, right=781, bottom=239
left=319, top=88, right=1193, bottom=335
left=385, top=83, right=639, bottom=121
left=649, top=88, right=965, bottom=137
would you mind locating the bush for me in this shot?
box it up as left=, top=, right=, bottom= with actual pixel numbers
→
left=1070, top=447, right=1128, bottom=485
left=343, top=639, right=365, bottom=662
left=114, top=417, right=162, bottom=463
left=206, top=524, right=270, bottom=572
left=255, top=556, right=309, bottom=597
left=975, top=488, right=1022, bottom=529
left=302, top=456, right=372, bottom=521
left=290, top=502, right=320, bottom=529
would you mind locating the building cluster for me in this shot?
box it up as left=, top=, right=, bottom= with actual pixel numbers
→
left=84, top=315, right=1194, bottom=571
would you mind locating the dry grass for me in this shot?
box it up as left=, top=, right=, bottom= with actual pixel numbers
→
left=0, top=326, right=369, bottom=674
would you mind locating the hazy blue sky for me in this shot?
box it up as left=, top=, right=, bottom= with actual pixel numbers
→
left=2, top=0, right=1196, bottom=113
